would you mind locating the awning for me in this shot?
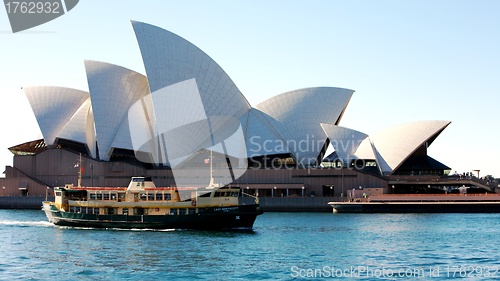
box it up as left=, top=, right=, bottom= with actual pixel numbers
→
left=239, top=184, right=305, bottom=190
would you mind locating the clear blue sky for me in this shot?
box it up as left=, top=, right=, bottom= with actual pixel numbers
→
left=1, top=1, right=499, bottom=177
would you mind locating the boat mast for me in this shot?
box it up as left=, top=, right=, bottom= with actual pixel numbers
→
left=77, top=153, right=82, bottom=187
left=210, top=149, right=213, bottom=182
left=209, top=149, right=214, bottom=187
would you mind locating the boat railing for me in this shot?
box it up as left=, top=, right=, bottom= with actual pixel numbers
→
left=369, top=193, right=500, bottom=202
left=241, top=192, right=259, bottom=204
left=371, top=193, right=500, bottom=197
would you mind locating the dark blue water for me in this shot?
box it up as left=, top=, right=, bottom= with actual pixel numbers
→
left=1, top=210, right=500, bottom=280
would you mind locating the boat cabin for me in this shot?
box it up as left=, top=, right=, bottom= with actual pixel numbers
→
left=52, top=176, right=242, bottom=216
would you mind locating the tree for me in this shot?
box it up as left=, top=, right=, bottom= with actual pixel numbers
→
left=485, top=175, right=495, bottom=181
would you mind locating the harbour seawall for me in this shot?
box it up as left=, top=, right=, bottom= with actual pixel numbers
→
left=0, top=196, right=337, bottom=212
left=0, top=196, right=52, bottom=209
left=242, top=197, right=339, bottom=212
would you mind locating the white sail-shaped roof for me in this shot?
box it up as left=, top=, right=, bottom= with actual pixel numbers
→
left=354, top=137, right=377, bottom=160
left=370, top=120, right=451, bottom=174
left=245, top=108, right=290, bottom=157
left=256, top=87, right=354, bottom=167
left=84, top=60, right=150, bottom=160
left=24, top=86, right=89, bottom=146
left=131, top=21, right=251, bottom=169
left=131, top=21, right=251, bottom=123
left=320, top=124, right=368, bottom=162
left=147, top=78, right=212, bottom=166
left=20, top=21, right=454, bottom=179
left=58, top=98, right=97, bottom=158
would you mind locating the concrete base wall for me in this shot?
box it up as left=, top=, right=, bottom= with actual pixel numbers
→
left=0, top=196, right=53, bottom=209
left=242, top=197, right=340, bottom=212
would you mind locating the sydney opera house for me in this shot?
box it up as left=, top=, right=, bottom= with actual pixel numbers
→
left=3, top=21, right=485, bottom=207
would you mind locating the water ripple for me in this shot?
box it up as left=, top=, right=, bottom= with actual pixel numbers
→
left=2, top=211, right=500, bottom=280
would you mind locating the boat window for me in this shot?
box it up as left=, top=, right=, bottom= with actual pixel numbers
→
left=103, top=193, right=110, bottom=200
left=111, top=193, right=117, bottom=200
left=147, top=193, right=154, bottom=201
left=188, top=208, right=196, bottom=215
left=122, top=208, right=128, bottom=215
left=69, top=206, right=75, bottom=212
left=170, top=209, right=177, bottom=215
left=155, top=193, right=163, bottom=201
left=93, top=208, right=100, bottom=214
left=140, top=193, right=147, bottom=200
left=215, top=191, right=229, bottom=197
left=81, top=207, right=87, bottom=214
left=164, top=194, right=171, bottom=201
left=134, top=177, right=145, bottom=186
left=200, top=192, right=211, bottom=198
left=179, top=209, right=186, bottom=215
left=97, top=194, right=103, bottom=200
left=55, top=191, right=62, bottom=197
left=119, top=193, right=125, bottom=199
left=90, top=193, right=96, bottom=200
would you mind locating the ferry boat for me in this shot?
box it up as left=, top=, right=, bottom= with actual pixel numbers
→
left=42, top=176, right=263, bottom=230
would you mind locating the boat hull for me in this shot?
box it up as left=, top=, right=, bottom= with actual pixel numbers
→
left=329, top=202, right=500, bottom=213
left=43, top=203, right=262, bottom=230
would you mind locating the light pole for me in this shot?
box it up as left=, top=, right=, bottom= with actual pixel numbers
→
left=341, top=168, right=344, bottom=199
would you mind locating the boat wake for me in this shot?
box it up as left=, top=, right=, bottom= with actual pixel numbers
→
left=0, top=220, right=54, bottom=228
left=106, top=227, right=179, bottom=232
left=125, top=228, right=178, bottom=232
left=54, top=225, right=180, bottom=232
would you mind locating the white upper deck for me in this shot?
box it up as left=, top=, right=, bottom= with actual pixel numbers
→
left=127, top=177, right=156, bottom=191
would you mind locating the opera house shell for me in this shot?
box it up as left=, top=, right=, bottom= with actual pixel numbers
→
left=3, top=21, right=456, bottom=205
